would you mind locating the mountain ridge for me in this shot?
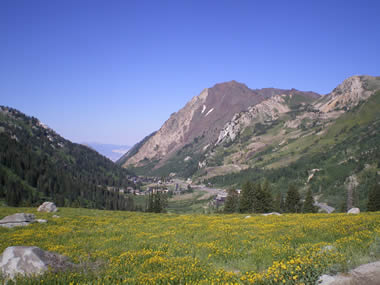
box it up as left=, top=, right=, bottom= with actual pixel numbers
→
left=118, top=81, right=320, bottom=171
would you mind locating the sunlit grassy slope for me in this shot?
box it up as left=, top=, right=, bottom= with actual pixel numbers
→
left=1, top=207, right=380, bottom=284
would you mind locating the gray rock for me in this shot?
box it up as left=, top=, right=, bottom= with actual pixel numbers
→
left=37, top=202, right=58, bottom=213
left=347, top=207, right=360, bottom=214
left=261, top=212, right=282, bottom=216
left=244, top=215, right=251, bottom=219
left=36, top=219, right=47, bottom=223
left=321, top=245, right=336, bottom=252
left=318, top=261, right=380, bottom=285
left=52, top=215, right=60, bottom=218
left=0, top=213, right=36, bottom=228
left=0, top=246, right=74, bottom=279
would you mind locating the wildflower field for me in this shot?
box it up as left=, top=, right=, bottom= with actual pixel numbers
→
left=1, top=207, right=380, bottom=284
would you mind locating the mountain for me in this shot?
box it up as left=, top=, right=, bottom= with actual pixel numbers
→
left=0, top=106, right=135, bottom=210
left=203, top=75, right=380, bottom=209
left=117, top=80, right=320, bottom=177
left=84, top=143, right=130, bottom=162
left=119, top=75, right=380, bottom=210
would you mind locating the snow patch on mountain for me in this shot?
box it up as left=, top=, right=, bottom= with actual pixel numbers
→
left=205, top=108, right=214, bottom=117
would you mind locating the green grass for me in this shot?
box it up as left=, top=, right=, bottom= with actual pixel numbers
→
left=1, top=207, right=380, bottom=284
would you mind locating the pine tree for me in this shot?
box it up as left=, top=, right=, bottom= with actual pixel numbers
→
left=239, top=181, right=255, bottom=213
left=146, top=191, right=167, bottom=213
left=367, top=184, right=380, bottom=211
left=146, top=192, right=154, bottom=212
left=261, top=179, right=273, bottom=213
left=253, top=183, right=264, bottom=213
left=285, top=184, right=301, bottom=213
left=303, top=188, right=316, bottom=213
left=274, top=192, right=283, bottom=213
left=224, top=189, right=239, bottom=213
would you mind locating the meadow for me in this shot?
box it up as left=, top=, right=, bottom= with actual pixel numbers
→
left=1, top=207, right=380, bottom=284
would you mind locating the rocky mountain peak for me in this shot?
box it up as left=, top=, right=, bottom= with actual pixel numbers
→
left=121, top=81, right=270, bottom=167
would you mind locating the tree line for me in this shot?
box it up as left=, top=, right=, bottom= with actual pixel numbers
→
left=224, top=180, right=317, bottom=214
left=224, top=179, right=380, bottom=214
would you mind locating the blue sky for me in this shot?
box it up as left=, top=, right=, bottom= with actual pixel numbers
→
left=1, top=0, right=379, bottom=145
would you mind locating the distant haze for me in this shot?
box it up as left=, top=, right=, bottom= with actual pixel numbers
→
left=84, top=143, right=130, bottom=162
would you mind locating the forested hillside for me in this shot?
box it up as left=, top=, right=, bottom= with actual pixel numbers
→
left=0, top=106, right=135, bottom=210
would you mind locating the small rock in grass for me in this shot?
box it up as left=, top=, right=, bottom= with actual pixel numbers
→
left=261, top=212, right=281, bottom=216
left=347, top=207, right=360, bottom=214
left=321, top=245, right=336, bottom=252
left=37, top=202, right=58, bottom=213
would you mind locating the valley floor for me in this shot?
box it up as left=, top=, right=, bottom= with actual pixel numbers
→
left=1, top=207, right=380, bottom=284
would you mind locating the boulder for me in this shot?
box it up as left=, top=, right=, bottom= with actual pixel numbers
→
left=261, top=212, right=282, bottom=216
left=318, top=261, right=380, bottom=285
left=0, top=246, right=74, bottom=279
left=347, top=207, right=360, bottom=214
left=37, top=202, right=58, bottom=213
left=0, top=213, right=35, bottom=228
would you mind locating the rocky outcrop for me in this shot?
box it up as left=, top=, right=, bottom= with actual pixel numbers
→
left=216, top=94, right=290, bottom=145
left=307, top=169, right=320, bottom=183
left=0, top=246, right=74, bottom=279
left=0, top=213, right=36, bottom=228
left=347, top=207, right=360, bottom=214
left=315, top=76, right=376, bottom=113
left=318, top=261, right=380, bottom=285
left=37, top=202, right=58, bottom=213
